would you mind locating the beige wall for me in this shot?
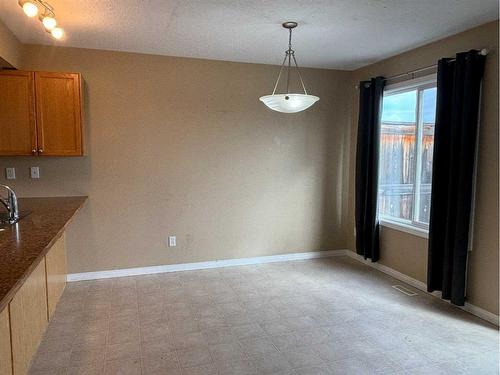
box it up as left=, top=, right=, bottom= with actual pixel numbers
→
left=347, top=21, right=499, bottom=315
left=0, top=19, right=23, bottom=68
left=0, top=45, right=352, bottom=273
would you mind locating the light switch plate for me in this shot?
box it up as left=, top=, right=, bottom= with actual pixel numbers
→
left=5, top=167, right=15, bottom=180
left=30, top=166, right=40, bottom=179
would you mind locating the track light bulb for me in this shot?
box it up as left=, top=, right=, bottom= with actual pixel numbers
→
left=51, top=27, right=64, bottom=39
left=22, top=2, right=39, bottom=17
left=42, top=15, right=57, bottom=31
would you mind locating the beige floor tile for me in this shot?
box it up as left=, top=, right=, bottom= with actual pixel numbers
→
left=294, top=366, right=334, bottom=375
left=269, top=333, right=299, bottom=351
left=169, top=319, right=201, bottom=335
left=239, top=337, right=279, bottom=356
left=37, top=335, right=75, bottom=353
left=171, top=331, right=207, bottom=349
left=28, top=368, right=67, bottom=375
left=70, top=347, right=106, bottom=366
left=259, top=319, right=294, bottom=336
left=141, top=351, right=180, bottom=373
left=202, top=327, right=237, bottom=345
left=66, top=362, right=105, bottom=375
left=176, top=345, right=213, bottom=368
left=197, top=315, right=228, bottom=330
left=78, top=319, right=110, bottom=335
left=216, top=301, right=245, bottom=315
left=30, top=350, right=72, bottom=371
left=28, top=257, right=498, bottom=374
left=140, top=321, right=171, bottom=342
left=72, top=331, right=108, bottom=351
left=43, top=321, right=79, bottom=340
left=223, top=312, right=255, bottom=327
left=249, top=352, right=293, bottom=374
left=104, top=358, right=141, bottom=375
left=181, top=363, right=219, bottom=375
left=216, top=359, right=259, bottom=375
left=403, top=361, right=468, bottom=375
left=106, top=340, right=141, bottom=362
left=231, top=322, right=266, bottom=340
left=209, top=342, right=248, bottom=363
left=107, top=326, right=140, bottom=345
left=141, top=335, right=175, bottom=357
left=282, top=347, right=326, bottom=369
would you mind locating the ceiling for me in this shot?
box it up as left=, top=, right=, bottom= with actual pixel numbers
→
left=0, top=0, right=497, bottom=70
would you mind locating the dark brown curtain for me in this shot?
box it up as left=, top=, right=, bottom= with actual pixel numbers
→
left=355, top=77, right=385, bottom=262
left=427, top=50, right=486, bottom=306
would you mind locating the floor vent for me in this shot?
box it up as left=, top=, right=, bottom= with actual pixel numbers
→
left=392, top=285, right=418, bottom=296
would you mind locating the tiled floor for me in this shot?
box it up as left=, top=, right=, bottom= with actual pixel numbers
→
left=29, top=256, right=499, bottom=375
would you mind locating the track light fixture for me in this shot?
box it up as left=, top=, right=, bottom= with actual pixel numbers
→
left=18, top=0, right=64, bottom=40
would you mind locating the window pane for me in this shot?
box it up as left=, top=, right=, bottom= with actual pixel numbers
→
left=417, top=87, right=436, bottom=224
left=379, top=90, right=417, bottom=221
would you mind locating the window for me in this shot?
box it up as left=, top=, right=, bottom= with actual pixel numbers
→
left=378, top=76, right=437, bottom=235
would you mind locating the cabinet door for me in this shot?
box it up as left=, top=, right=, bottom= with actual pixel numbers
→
left=9, top=259, right=48, bottom=375
left=0, top=71, right=37, bottom=155
left=45, top=233, right=67, bottom=319
left=0, top=308, right=12, bottom=375
left=34, top=72, right=83, bottom=156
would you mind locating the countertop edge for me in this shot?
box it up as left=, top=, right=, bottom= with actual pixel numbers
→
left=0, top=196, right=88, bottom=312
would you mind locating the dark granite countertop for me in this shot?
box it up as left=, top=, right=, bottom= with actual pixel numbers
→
left=0, top=196, right=87, bottom=312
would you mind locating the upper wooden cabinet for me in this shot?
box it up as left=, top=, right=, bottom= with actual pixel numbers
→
left=35, top=72, right=83, bottom=156
left=0, top=71, right=36, bottom=156
left=0, top=70, right=84, bottom=156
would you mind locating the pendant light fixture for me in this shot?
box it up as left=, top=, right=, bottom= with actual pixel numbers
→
left=260, top=22, right=319, bottom=113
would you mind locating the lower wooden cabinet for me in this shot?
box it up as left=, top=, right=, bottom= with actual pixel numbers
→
left=1, top=232, right=68, bottom=375
left=45, top=234, right=67, bottom=319
left=9, top=259, right=48, bottom=375
left=0, top=308, right=12, bottom=375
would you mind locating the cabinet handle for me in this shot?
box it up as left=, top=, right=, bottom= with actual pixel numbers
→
left=38, top=149, right=43, bottom=153
left=32, top=149, right=37, bottom=155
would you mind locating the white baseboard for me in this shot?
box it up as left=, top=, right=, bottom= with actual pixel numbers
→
left=67, top=249, right=348, bottom=282
left=344, top=250, right=499, bottom=327
left=462, top=302, right=500, bottom=326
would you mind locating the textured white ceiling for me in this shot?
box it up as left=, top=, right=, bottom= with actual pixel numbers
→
left=0, top=0, right=497, bottom=70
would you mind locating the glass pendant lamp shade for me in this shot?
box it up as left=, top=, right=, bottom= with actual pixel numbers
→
left=22, top=1, right=39, bottom=17
left=42, top=15, right=57, bottom=30
left=259, top=94, right=319, bottom=113
left=260, top=22, right=319, bottom=114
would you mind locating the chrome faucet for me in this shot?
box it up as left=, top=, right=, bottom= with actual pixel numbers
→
left=0, top=185, right=19, bottom=224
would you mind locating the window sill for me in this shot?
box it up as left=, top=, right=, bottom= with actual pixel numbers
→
left=379, top=219, right=429, bottom=239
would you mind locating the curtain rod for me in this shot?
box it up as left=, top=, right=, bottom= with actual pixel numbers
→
left=355, top=48, right=488, bottom=89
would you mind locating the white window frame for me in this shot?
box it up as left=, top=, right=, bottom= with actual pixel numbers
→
left=378, top=74, right=437, bottom=239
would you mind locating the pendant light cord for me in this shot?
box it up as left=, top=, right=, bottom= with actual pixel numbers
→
left=286, top=28, right=292, bottom=94
left=272, top=55, right=288, bottom=95
left=292, top=53, right=308, bottom=95
left=271, top=25, right=308, bottom=96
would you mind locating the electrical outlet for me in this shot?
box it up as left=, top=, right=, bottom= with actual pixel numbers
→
left=168, top=236, right=176, bottom=247
left=5, top=167, right=15, bottom=180
left=30, top=166, right=40, bottom=179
